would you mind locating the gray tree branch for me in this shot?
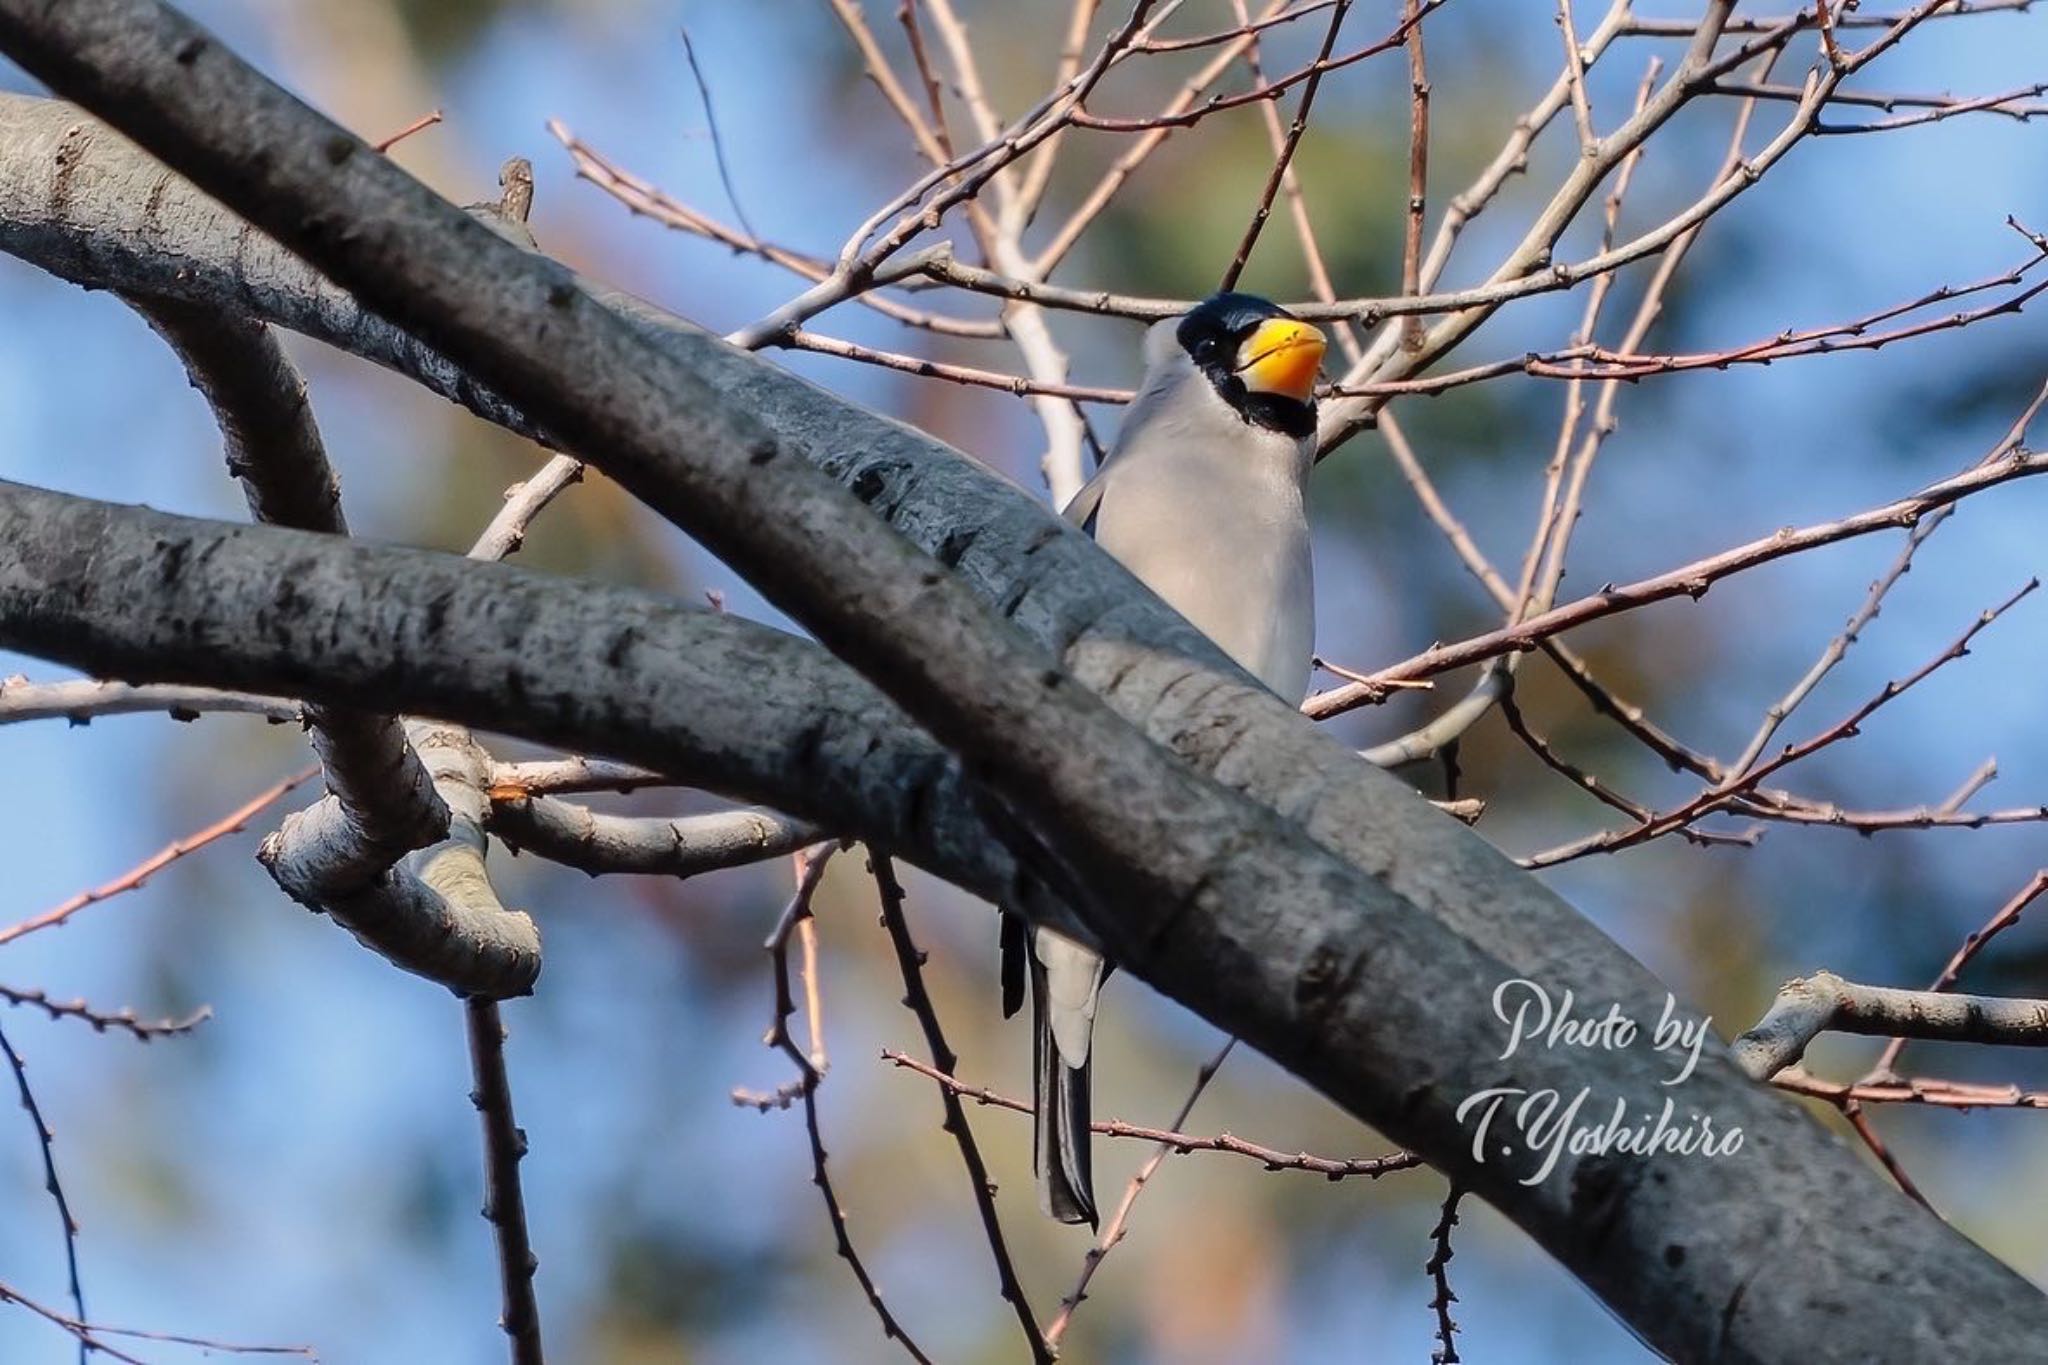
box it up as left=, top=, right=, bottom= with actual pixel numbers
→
left=0, top=677, right=295, bottom=725
left=489, top=797, right=818, bottom=879
left=0, top=483, right=1028, bottom=913
left=126, top=301, right=441, bottom=854
left=1734, top=971, right=2048, bottom=1081
left=123, top=292, right=536, bottom=997
left=6, top=483, right=2044, bottom=1362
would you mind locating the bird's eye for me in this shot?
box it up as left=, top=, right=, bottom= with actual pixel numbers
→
left=1193, top=336, right=1222, bottom=362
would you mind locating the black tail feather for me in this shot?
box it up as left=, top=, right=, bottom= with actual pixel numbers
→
left=1031, top=956, right=1098, bottom=1227
left=1000, top=910, right=1028, bottom=1020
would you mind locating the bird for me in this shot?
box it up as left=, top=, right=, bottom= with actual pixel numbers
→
left=1002, top=291, right=1327, bottom=1225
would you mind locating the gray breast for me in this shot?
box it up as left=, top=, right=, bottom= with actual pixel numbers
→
left=1070, top=373, right=1315, bottom=702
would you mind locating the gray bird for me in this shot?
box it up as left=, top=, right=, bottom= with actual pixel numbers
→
left=1002, top=292, right=1327, bottom=1225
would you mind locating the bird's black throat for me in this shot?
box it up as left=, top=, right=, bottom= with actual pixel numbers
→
left=1176, top=291, right=1318, bottom=439
left=1208, top=372, right=1317, bottom=439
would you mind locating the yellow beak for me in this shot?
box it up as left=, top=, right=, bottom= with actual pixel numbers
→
left=1235, top=317, right=1326, bottom=402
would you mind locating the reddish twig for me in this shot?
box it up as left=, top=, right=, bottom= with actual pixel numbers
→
left=882, top=1047, right=1421, bottom=1178
left=0, top=1278, right=314, bottom=1360
left=0, top=1281, right=144, bottom=1365
left=1731, top=374, right=2048, bottom=774
left=370, top=108, right=441, bottom=154
left=1522, top=580, right=2039, bottom=866
left=1730, top=794, right=2048, bottom=835
left=1070, top=0, right=1448, bottom=133
left=1774, top=1066, right=2048, bottom=1111
left=1865, top=869, right=2048, bottom=1082
left=1035, top=0, right=1290, bottom=277
left=781, top=329, right=1130, bottom=403
left=1307, top=449, right=2048, bottom=717
left=0, top=765, right=320, bottom=949
left=551, top=122, right=1002, bottom=339
left=1134, top=0, right=1339, bottom=54
left=1845, top=1099, right=1939, bottom=1215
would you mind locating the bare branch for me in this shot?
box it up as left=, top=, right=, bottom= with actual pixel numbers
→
left=0, top=984, right=210, bottom=1042
left=467, top=1000, right=542, bottom=1364
left=1867, top=869, right=2048, bottom=1081
left=871, top=853, right=1048, bottom=1365
left=1734, top=971, right=2048, bottom=1081
left=882, top=1049, right=1424, bottom=1180
left=0, top=766, right=318, bottom=948
left=0, top=1020, right=86, bottom=1364
left=1309, top=447, right=2048, bottom=716
left=0, top=676, right=296, bottom=727
left=1217, top=0, right=1352, bottom=292
left=489, top=796, right=817, bottom=878
left=1425, top=1184, right=1464, bottom=1364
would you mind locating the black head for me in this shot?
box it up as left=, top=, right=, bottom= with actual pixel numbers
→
left=1175, top=292, right=1326, bottom=440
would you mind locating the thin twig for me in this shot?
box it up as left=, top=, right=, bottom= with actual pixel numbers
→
left=735, top=850, right=929, bottom=1360
left=1, top=1019, right=85, bottom=1364
left=1866, top=869, right=2048, bottom=1082
left=1773, top=1066, right=2048, bottom=1111
left=0, top=1281, right=143, bottom=1365
left=1426, top=1183, right=1463, bottom=1363
left=1217, top=0, right=1353, bottom=291
left=1731, top=375, right=2048, bottom=775
left=1044, top=1039, right=1232, bottom=1349
left=882, top=1048, right=1422, bottom=1179
left=1399, top=0, right=1430, bottom=350
left=0, top=766, right=319, bottom=948
left=1308, top=450, right=2048, bottom=716
left=0, top=986, right=210, bottom=1042
left=800, top=1073, right=931, bottom=1362
left=1523, top=580, right=2038, bottom=866
left=1843, top=1099, right=1939, bottom=1214
left=467, top=1000, right=542, bottom=1365
left=870, top=853, right=1048, bottom=1364
left=781, top=329, right=1129, bottom=403
left=679, top=26, right=757, bottom=241
left=371, top=108, right=442, bottom=153
left=1071, top=0, right=1449, bottom=133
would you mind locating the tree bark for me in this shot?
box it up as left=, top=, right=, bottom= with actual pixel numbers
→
left=7, top=482, right=2045, bottom=1363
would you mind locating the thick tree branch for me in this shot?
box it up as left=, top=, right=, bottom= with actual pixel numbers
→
left=123, top=293, right=536, bottom=997
left=0, top=483, right=1034, bottom=918
left=6, top=485, right=2046, bottom=1361
left=129, top=296, right=451, bottom=869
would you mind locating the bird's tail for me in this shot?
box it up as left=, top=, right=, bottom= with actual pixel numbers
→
left=1017, top=924, right=1102, bottom=1227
